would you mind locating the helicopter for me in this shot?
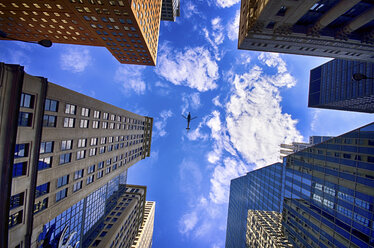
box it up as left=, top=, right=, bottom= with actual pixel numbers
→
left=182, top=112, right=197, bottom=131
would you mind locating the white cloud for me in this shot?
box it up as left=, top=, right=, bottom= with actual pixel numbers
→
left=184, top=1, right=200, bottom=19
left=156, top=45, right=219, bottom=92
left=179, top=212, right=198, bottom=234
left=202, top=17, right=226, bottom=61
left=212, top=96, right=222, bottom=107
left=211, top=17, right=225, bottom=45
left=182, top=92, right=201, bottom=114
left=216, top=0, right=240, bottom=8
left=227, top=10, right=240, bottom=41
left=60, top=47, right=92, bottom=73
left=154, top=110, right=173, bottom=137
left=114, top=65, right=146, bottom=95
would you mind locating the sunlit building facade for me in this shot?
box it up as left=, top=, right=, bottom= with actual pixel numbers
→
left=238, top=0, right=374, bottom=61
left=309, top=59, right=374, bottom=113
left=282, top=122, right=374, bottom=248
left=161, top=0, right=180, bottom=21
left=225, top=162, right=285, bottom=248
left=131, top=201, right=155, bottom=248
left=0, top=62, right=153, bottom=248
left=0, top=0, right=162, bottom=65
left=280, top=136, right=333, bottom=158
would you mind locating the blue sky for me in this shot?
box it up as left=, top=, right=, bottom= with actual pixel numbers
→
left=1, top=0, right=373, bottom=247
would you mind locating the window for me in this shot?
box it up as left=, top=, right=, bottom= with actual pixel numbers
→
left=76, top=150, right=86, bottom=160
left=81, top=107, right=90, bottom=117
left=276, top=5, right=287, bottom=16
left=20, top=93, right=34, bottom=108
left=109, top=136, right=113, bottom=143
left=102, top=122, right=108, bottom=129
left=98, top=161, right=104, bottom=169
left=18, top=112, right=32, bottom=126
left=110, top=114, right=115, bottom=121
left=40, top=141, right=54, bottom=154
left=94, top=110, right=100, bottom=119
left=65, top=104, right=76, bottom=114
left=57, top=175, right=69, bottom=188
left=91, top=138, right=98, bottom=146
left=109, top=123, right=114, bottom=129
left=106, top=158, right=111, bottom=165
left=86, top=175, right=94, bottom=185
left=45, top=99, right=58, bottom=112
left=15, top=144, right=29, bottom=158
left=99, top=146, right=106, bottom=154
left=92, top=120, right=99, bottom=129
left=63, top=117, right=75, bottom=128
left=117, top=116, right=121, bottom=122
left=74, top=169, right=84, bottom=180
left=56, top=188, right=67, bottom=202
left=59, top=153, right=71, bottom=165
left=113, top=164, right=117, bottom=170
left=9, top=210, right=23, bottom=228
left=43, top=115, right=56, bottom=127
left=100, top=137, right=106, bottom=144
left=80, top=119, right=89, bottom=128
left=73, top=181, right=83, bottom=192
left=35, top=182, right=50, bottom=198
left=97, top=170, right=103, bottom=179
left=106, top=167, right=111, bottom=174
left=88, top=164, right=95, bottom=174
left=38, top=157, right=52, bottom=171
left=10, top=192, right=24, bottom=209
left=61, top=140, right=73, bottom=151
left=108, top=145, right=113, bottom=152
left=103, top=112, right=109, bottom=120
left=34, top=198, right=48, bottom=214
left=78, top=138, right=86, bottom=148
left=89, top=148, right=97, bottom=156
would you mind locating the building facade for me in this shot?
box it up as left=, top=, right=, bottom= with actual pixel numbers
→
left=161, top=0, right=180, bottom=22
left=131, top=201, right=155, bottom=248
left=281, top=136, right=333, bottom=158
left=225, top=162, right=285, bottom=248
left=0, top=0, right=162, bottom=65
left=309, top=59, right=374, bottom=113
left=238, top=0, right=374, bottom=61
left=0, top=63, right=153, bottom=248
left=282, top=122, right=374, bottom=248
left=246, top=210, right=292, bottom=248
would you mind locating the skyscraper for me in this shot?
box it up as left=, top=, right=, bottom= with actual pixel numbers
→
left=225, top=162, right=285, bottom=248
left=161, top=0, right=180, bottom=22
left=238, top=0, right=374, bottom=61
left=131, top=201, right=156, bottom=248
left=282, top=122, right=374, bottom=247
left=308, top=59, right=374, bottom=113
left=280, top=136, right=333, bottom=158
left=0, top=0, right=162, bottom=65
left=0, top=62, right=153, bottom=247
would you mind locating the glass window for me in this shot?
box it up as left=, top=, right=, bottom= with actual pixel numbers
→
left=38, top=157, right=52, bottom=171
left=43, top=115, right=56, bottom=127
left=63, top=117, right=75, bottom=128
left=35, top=182, right=50, bottom=198
left=57, top=175, right=69, bottom=188
left=73, top=181, right=83, bottom=192
left=59, top=153, right=71, bottom=165
left=98, top=161, right=104, bottom=169
left=88, top=164, right=95, bottom=174
left=76, top=150, right=86, bottom=160
left=18, top=112, right=32, bottom=126
left=102, top=122, right=108, bottom=129
left=65, top=104, right=76, bottom=115
left=45, top=99, right=58, bottom=112
left=92, top=120, right=99, bottom=129
left=97, top=171, right=103, bottom=179
left=78, top=138, right=86, bottom=148
left=74, top=169, right=84, bottom=180
left=94, top=110, right=100, bottom=119
left=81, top=107, right=90, bottom=117
left=10, top=192, right=24, bottom=209
left=40, top=141, right=54, bottom=154
left=9, top=210, right=23, bottom=228
left=61, top=140, right=72, bottom=151
left=56, top=188, right=68, bottom=202
left=15, top=144, right=29, bottom=158
left=20, top=93, right=34, bottom=108
left=34, top=198, right=48, bottom=214
left=90, top=138, right=98, bottom=146
left=89, top=148, right=97, bottom=156
left=80, top=119, right=89, bottom=128
left=86, top=175, right=94, bottom=185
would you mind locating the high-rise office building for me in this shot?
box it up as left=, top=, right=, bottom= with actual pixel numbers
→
left=225, top=162, right=285, bottom=248
left=309, top=59, right=374, bottom=113
left=0, top=0, right=162, bottom=65
left=131, top=201, right=155, bottom=248
left=0, top=62, right=153, bottom=248
left=161, top=0, right=180, bottom=21
left=280, top=136, right=333, bottom=158
left=282, top=122, right=374, bottom=248
left=238, top=0, right=374, bottom=61
left=246, top=210, right=292, bottom=248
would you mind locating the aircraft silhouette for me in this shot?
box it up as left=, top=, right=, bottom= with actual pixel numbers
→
left=182, top=112, right=197, bottom=131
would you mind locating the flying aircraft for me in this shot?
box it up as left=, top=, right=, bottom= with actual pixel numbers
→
left=182, top=112, right=197, bottom=131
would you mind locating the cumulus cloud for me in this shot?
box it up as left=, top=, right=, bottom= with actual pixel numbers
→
left=211, top=17, right=225, bottom=45
left=212, top=96, right=223, bottom=107
left=179, top=212, right=198, bottom=234
left=227, top=10, right=240, bottom=41
left=216, top=0, right=240, bottom=8
left=154, top=110, right=173, bottom=137
left=156, top=45, right=219, bottom=92
left=60, top=47, right=92, bottom=73
left=114, top=65, right=146, bottom=94
left=181, top=92, right=201, bottom=114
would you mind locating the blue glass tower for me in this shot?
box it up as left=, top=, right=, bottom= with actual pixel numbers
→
left=225, top=162, right=285, bottom=248
left=282, top=122, right=374, bottom=248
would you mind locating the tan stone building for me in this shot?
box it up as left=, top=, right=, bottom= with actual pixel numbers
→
left=238, top=0, right=374, bottom=62
left=246, top=210, right=292, bottom=248
left=0, top=0, right=162, bottom=65
left=131, top=201, right=155, bottom=248
left=0, top=62, right=153, bottom=248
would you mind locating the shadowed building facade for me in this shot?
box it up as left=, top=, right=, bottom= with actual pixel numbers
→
left=161, top=0, right=180, bottom=22
left=238, top=0, right=374, bottom=61
left=309, top=59, right=374, bottom=113
left=282, top=122, right=374, bottom=248
left=225, top=162, right=285, bottom=248
left=0, top=0, right=162, bottom=65
left=0, top=62, right=153, bottom=248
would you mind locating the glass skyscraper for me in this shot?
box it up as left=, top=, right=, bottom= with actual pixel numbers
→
left=225, top=162, right=285, bottom=248
left=282, top=122, right=374, bottom=248
left=308, top=59, right=374, bottom=113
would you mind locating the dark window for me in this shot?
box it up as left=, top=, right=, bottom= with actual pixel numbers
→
left=18, top=112, right=32, bottom=126
left=44, top=99, right=58, bottom=112
left=73, top=181, right=83, bottom=192
left=56, top=188, right=67, bottom=202
left=266, top=21, right=275, bottom=29
left=276, top=6, right=287, bottom=16
left=40, top=141, right=54, bottom=154
left=12, top=162, right=27, bottom=177
left=10, top=192, right=24, bottom=209
left=34, top=198, right=48, bottom=214
left=35, top=182, right=50, bottom=198
left=59, top=153, right=71, bottom=165
left=20, top=93, right=34, bottom=108
left=9, top=210, right=23, bottom=228
left=57, top=175, right=69, bottom=188
left=38, top=157, right=52, bottom=171
left=43, top=115, right=56, bottom=127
